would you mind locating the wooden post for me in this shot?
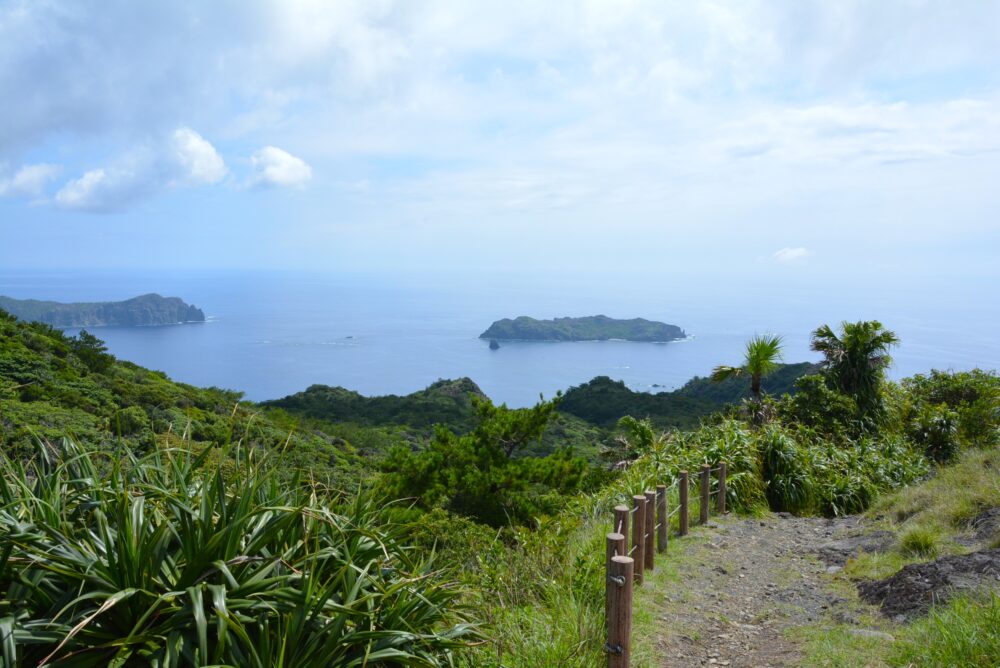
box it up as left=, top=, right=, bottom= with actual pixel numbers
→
left=614, top=505, right=630, bottom=549
left=606, top=532, right=625, bottom=628
left=606, top=556, right=634, bottom=668
left=700, top=464, right=710, bottom=524
left=631, top=495, right=645, bottom=584
left=656, top=484, right=668, bottom=553
left=717, top=461, right=727, bottom=514
left=644, top=490, right=655, bottom=571
left=679, top=471, right=689, bottom=536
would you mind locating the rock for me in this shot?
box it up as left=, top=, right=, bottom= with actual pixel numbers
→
left=826, top=565, right=843, bottom=574
left=858, top=548, right=1000, bottom=619
left=815, top=531, right=894, bottom=566
left=849, top=629, right=895, bottom=642
left=489, top=338, right=500, bottom=350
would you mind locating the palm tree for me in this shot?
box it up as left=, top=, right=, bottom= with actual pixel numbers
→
left=711, top=334, right=784, bottom=403
left=810, top=320, right=899, bottom=423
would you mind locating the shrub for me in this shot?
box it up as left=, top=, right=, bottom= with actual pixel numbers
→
left=757, top=426, right=813, bottom=513
left=907, top=403, right=961, bottom=463
left=0, top=439, right=474, bottom=667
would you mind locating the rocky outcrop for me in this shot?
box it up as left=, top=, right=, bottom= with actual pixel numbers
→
left=858, top=548, right=1000, bottom=620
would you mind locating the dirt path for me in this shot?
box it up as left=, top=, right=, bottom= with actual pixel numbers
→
left=642, top=513, right=877, bottom=667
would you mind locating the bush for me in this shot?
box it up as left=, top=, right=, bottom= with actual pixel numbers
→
left=758, top=426, right=813, bottom=513
left=908, top=403, right=961, bottom=463
left=0, top=440, right=474, bottom=667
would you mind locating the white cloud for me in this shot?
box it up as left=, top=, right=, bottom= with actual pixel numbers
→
left=53, top=127, right=229, bottom=212
left=171, top=127, right=226, bottom=184
left=772, top=247, right=810, bottom=263
left=249, top=146, right=312, bottom=188
left=0, top=163, right=60, bottom=198
left=54, top=167, right=150, bottom=213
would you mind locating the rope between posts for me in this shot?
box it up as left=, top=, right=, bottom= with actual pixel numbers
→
left=667, top=505, right=681, bottom=518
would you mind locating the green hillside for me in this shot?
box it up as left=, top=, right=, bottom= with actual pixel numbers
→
left=558, top=362, right=816, bottom=428
left=0, top=310, right=361, bottom=485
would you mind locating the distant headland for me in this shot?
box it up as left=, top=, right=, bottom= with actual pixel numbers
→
left=0, top=293, right=206, bottom=328
left=479, top=315, right=686, bottom=342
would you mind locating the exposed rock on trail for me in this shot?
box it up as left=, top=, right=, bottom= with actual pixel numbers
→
left=858, top=548, right=1000, bottom=620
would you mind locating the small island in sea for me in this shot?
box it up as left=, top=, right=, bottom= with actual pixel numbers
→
left=480, top=315, right=686, bottom=342
left=0, top=293, right=206, bottom=328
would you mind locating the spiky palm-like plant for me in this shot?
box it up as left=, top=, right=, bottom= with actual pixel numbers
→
left=811, top=320, right=899, bottom=424
left=0, top=440, right=474, bottom=667
left=711, top=334, right=785, bottom=403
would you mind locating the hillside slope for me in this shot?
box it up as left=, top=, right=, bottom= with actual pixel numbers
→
left=0, top=309, right=360, bottom=484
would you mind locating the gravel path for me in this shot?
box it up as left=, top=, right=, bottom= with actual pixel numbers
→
left=644, top=513, right=872, bottom=667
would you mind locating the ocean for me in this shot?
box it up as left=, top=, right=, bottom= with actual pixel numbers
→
left=1, top=270, right=996, bottom=407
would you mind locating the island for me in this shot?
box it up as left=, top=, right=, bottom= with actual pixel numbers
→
left=479, top=315, right=686, bottom=342
left=0, top=293, right=206, bottom=327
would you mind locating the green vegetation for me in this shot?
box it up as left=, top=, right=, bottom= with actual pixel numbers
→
left=891, top=592, right=1000, bottom=667
left=4, top=306, right=1000, bottom=666
left=380, top=396, right=596, bottom=526
left=0, top=309, right=363, bottom=486
left=263, top=378, right=485, bottom=432
left=0, top=293, right=205, bottom=327
left=0, top=440, right=471, bottom=667
left=711, top=333, right=784, bottom=403
left=557, top=362, right=814, bottom=430
left=479, top=315, right=685, bottom=342
left=811, top=320, right=899, bottom=426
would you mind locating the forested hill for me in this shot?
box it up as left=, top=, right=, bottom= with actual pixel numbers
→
left=0, top=293, right=205, bottom=327
left=558, top=362, right=817, bottom=428
left=0, top=309, right=360, bottom=484
left=262, top=378, right=487, bottom=432
left=480, top=315, right=685, bottom=341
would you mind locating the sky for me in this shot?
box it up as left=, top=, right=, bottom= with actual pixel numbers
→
left=1, top=0, right=999, bottom=284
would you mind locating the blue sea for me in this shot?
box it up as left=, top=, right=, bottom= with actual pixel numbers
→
left=1, top=270, right=997, bottom=407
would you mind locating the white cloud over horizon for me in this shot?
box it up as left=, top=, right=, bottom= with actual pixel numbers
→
left=0, top=1, right=998, bottom=276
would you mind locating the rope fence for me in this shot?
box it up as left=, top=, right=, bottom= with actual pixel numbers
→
left=603, top=461, right=728, bottom=667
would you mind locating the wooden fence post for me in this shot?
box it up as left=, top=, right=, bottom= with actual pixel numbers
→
left=631, top=495, right=645, bottom=584
left=700, top=464, right=710, bottom=524
left=606, top=532, right=625, bottom=629
left=717, top=462, right=727, bottom=514
left=656, top=484, right=667, bottom=553
left=606, top=556, right=634, bottom=668
left=643, top=490, right=655, bottom=571
left=679, top=471, right=689, bottom=536
left=614, top=505, right=630, bottom=549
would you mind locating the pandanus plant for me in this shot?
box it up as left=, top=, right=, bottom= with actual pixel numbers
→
left=0, top=439, right=475, bottom=667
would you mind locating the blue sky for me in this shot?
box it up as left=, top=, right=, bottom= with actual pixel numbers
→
left=1, top=0, right=999, bottom=283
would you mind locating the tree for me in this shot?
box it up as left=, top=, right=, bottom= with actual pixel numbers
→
left=711, top=334, right=784, bottom=403
left=69, top=329, right=114, bottom=373
left=380, top=395, right=589, bottom=526
left=810, top=320, right=899, bottom=424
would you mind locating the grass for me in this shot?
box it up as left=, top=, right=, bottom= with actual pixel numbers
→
left=899, top=526, right=941, bottom=557
left=891, top=592, right=1000, bottom=667
left=873, top=447, right=1000, bottom=544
